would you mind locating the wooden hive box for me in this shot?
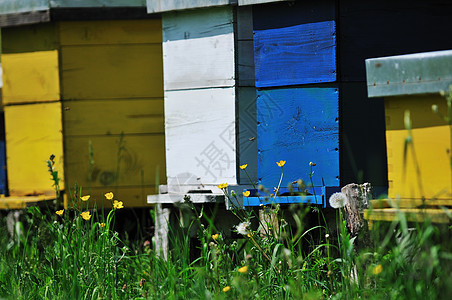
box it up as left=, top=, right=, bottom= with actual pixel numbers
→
left=147, top=3, right=260, bottom=208
left=1, top=3, right=165, bottom=208
left=365, top=50, right=452, bottom=223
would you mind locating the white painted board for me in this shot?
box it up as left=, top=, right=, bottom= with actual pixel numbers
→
left=162, top=6, right=235, bottom=90
left=165, top=87, right=237, bottom=186
left=147, top=0, right=231, bottom=13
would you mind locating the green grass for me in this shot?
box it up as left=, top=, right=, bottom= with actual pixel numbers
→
left=1, top=190, right=451, bottom=299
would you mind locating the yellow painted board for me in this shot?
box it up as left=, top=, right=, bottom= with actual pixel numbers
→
left=2, top=22, right=58, bottom=54
left=2, top=50, right=60, bottom=104
left=59, top=19, right=162, bottom=46
left=4, top=102, right=64, bottom=196
left=364, top=208, right=450, bottom=224
left=61, top=44, right=163, bottom=99
left=385, top=95, right=452, bottom=200
left=0, top=195, right=55, bottom=210
left=370, top=198, right=452, bottom=209
left=63, top=99, right=164, bottom=136
left=66, top=186, right=155, bottom=208
left=64, top=134, right=166, bottom=190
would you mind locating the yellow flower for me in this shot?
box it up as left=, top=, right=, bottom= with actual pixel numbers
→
left=309, top=161, right=316, bottom=166
left=239, top=164, right=248, bottom=170
left=113, top=200, right=124, bottom=209
left=80, top=195, right=90, bottom=201
left=80, top=211, right=91, bottom=221
left=276, top=160, right=286, bottom=167
left=217, top=183, right=228, bottom=189
left=372, top=264, right=383, bottom=275
left=99, top=223, right=106, bottom=228
left=243, top=191, right=250, bottom=197
left=238, top=265, right=248, bottom=273
left=56, top=209, right=64, bottom=216
left=247, top=231, right=255, bottom=238
left=104, top=192, right=114, bottom=200
left=222, top=286, right=231, bottom=292
left=212, top=234, right=219, bottom=240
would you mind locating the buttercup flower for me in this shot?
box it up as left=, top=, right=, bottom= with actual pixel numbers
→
left=247, top=231, right=255, bottom=238
left=56, top=209, right=64, bottom=216
left=212, top=234, right=219, bottom=240
left=329, top=192, right=348, bottom=209
left=276, top=160, right=286, bottom=167
left=236, top=221, right=251, bottom=236
left=217, top=183, right=228, bottom=189
left=372, top=264, right=383, bottom=275
left=104, top=192, right=114, bottom=200
left=80, top=211, right=91, bottom=221
left=240, top=164, right=248, bottom=170
left=238, top=265, right=248, bottom=273
left=222, top=286, right=231, bottom=292
left=243, top=191, right=250, bottom=197
left=113, top=200, right=124, bottom=209
left=80, top=195, right=90, bottom=201
left=99, top=223, right=106, bottom=228
left=309, top=161, right=316, bottom=166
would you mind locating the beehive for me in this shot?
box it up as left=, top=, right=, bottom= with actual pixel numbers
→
left=365, top=50, right=452, bottom=223
left=1, top=18, right=165, bottom=207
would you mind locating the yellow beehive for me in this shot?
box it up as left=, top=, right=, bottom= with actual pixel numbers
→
left=365, top=50, right=452, bottom=223
left=2, top=19, right=166, bottom=207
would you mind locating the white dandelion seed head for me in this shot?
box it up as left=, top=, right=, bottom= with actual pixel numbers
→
left=329, top=192, right=348, bottom=209
left=236, top=221, right=251, bottom=236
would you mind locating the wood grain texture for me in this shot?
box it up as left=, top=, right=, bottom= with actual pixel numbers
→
left=238, top=87, right=257, bottom=185
left=0, top=0, right=48, bottom=15
left=257, top=87, right=339, bottom=188
left=1, top=22, right=57, bottom=54
left=340, top=0, right=452, bottom=82
left=385, top=95, right=451, bottom=200
left=165, top=88, right=236, bottom=185
left=2, top=50, right=60, bottom=104
left=5, top=102, right=64, bottom=196
left=61, top=44, right=163, bottom=99
left=50, top=0, right=146, bottom=8
left=147, top=0, right=229, bottom=13
left=59, top=19, right=162, bottom=45
left=63, top=99, right=164, bottom=136
left=162, top=6, right=235, bottom=90
left=64, top=134, right=166, bottom=192
left=254, top=20, right=336, bottom=87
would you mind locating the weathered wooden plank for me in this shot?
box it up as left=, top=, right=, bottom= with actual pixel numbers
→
left=59, top=19, right=162, bottom=45
left=237, top=6, right=254, bottom=87
left=366, top=50, right=452, bottom=98
left=340, top=82, right=387, bottom=187
left=238, top=87, right=257, bottom=185
left=147, top=0, right=230, bottom=13
left=1, top=22, right=57, bottom=54
left=239, top=0, right=287, bottom=5
left=2, top=50, right=60, bottom=104
left=63, top=99, right=164, bottom=136
left=257, top=87, right=339, bottom=188
left=162, top=6, right=234, bottom=90
left=370, top=199, right=452, bottom=209
left=254, top=20, right=336, bottom=87
left=385, top=95, right=452, bottom=200
left=364, top=208, right=450, bottom=224
left=61, top=44, right=163, bottom=99
left=340, top=0, right=452, bottom=82
left=64, top=134, right=166, bottom=191
left=0, top=10, right=50, bottom=27
left=5, top=102, right=64, bottom=197
left=165, top=88, right=236, bottom=185
left=50, top=0, right=146, bottom=8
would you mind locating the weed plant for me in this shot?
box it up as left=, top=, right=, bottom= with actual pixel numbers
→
left=1, top=94, right=452, bottom=298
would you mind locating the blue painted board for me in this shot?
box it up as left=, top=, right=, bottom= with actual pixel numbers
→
left=257, top=87, right=339, bottom=189
left=254, top=20, right=336, bottom=87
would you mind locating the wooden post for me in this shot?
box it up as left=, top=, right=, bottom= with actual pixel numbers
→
left=341, top=183, right=371, bottom=237
left=154, top=203, right=171, bottom=259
